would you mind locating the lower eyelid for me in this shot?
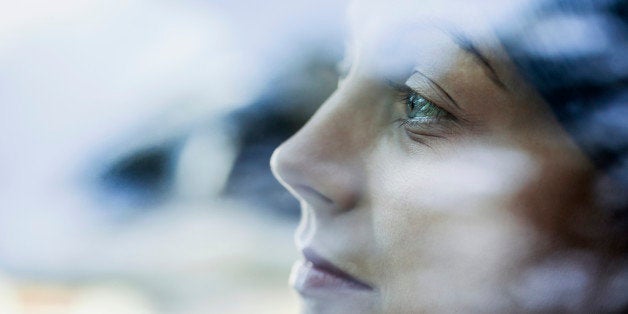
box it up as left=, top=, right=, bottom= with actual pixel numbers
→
left=397, top=118, right=458, bottom=139
left=403, top=128, right=448, bottom=147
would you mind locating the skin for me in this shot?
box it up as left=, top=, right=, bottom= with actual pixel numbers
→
left=271, top=1, right=617, bottom=312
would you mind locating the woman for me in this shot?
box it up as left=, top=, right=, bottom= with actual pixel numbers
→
left=271, top=0, right=627, bottom=312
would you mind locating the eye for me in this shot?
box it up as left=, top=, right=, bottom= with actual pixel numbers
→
left=404, top=91, right=449, bottom=122
left=386, top=75, right=459, bottom=143
left=391, top=84, right=459, bottom=144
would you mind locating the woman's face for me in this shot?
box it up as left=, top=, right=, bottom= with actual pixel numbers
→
left=272, top=1, right=598, bottom=312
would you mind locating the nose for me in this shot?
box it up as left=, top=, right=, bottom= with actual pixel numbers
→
left=270, top=90, right=369, bottom=213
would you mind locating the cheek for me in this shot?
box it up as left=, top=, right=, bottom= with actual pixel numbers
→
left=365, top=139, right=546, bottom=310
left=511, top=144, right=598, bottom=249
left=367, top=139, right=540, bottom=248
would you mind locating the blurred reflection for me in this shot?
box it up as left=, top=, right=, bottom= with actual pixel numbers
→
left=3, top=0, right=625, bottom=313
left=0, top=0, right=346, bottom=313
left=224, top=55, right=340, bottom=218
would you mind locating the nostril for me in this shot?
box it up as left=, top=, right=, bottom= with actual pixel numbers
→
left=270, top=144, right=362, bottom=212
left=294, top=184, right=334, bottom=205
left=270, top=144, right=337, bottom=210
left=269, top=127, right=363, bottom=213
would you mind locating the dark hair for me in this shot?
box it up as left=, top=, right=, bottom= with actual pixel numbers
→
left=499, top=0, right=628, bottom=241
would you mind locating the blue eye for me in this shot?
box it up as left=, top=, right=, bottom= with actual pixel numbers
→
left=405, top=91, right=448, bottom=121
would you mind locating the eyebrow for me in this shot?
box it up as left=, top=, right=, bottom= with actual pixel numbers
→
left=446, top=30, right=508, bottom=90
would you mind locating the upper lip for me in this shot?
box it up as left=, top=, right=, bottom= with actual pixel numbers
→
left=302, top=247, right=373, bottom=290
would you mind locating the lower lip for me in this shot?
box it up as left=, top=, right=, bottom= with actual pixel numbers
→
left=290, top=260, right=371, bottom=294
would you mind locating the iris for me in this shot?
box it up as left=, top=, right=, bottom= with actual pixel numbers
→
left=405, top=92, right=447, bottom=120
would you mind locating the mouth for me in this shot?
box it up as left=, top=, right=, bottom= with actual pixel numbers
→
left=290, top=248, right=373, bottom=294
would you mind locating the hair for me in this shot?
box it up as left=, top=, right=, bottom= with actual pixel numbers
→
left=499, top=0, right=628, bottom=247
left=499, top=2, right=628, bottom=309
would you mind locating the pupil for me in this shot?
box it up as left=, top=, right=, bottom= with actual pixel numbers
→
left=408, top=94, right=416, bottom=110
left=407, top=93, right=427, bottom=113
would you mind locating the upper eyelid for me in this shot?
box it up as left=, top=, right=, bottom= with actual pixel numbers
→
left=407, top=70, right=460, bottom=111
left=403, top=73, right=474, bottom=126
left=392, top=83, right=440, bottom=111
left=385, top=77, right=450, bottom=117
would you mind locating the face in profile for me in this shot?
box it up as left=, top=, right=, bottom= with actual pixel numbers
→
left=271, top=0, right=619, bottom=312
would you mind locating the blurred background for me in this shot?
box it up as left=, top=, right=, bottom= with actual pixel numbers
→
left=0, top=0, right=348, bottom=312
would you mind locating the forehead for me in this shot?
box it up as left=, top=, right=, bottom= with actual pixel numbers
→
left=348, top=0, right=488, bottom=41
left=348, top=0, right=531, bottom=28
left=346, top=0, right=535, bottom=55
left=345, top=0, right=525, bottom=88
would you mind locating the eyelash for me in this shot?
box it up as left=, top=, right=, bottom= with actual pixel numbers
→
left=381, top=80, right=460, bottom=146
left=393, top=84, right=454, bottom=126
